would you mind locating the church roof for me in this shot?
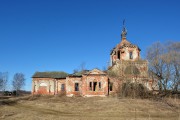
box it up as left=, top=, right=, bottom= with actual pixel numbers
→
left=117, top=39, right=131, bottom=47
left=32, top=71, right=68, bottom=78
left=68, top=70, right=90, bottom=77
left=117, top=38, right=141, bottom=50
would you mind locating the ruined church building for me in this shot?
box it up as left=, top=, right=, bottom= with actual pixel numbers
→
left=32, top=23, right=157, bottom=97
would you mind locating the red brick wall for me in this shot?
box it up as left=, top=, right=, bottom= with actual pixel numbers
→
left=56, top=79, right=66, bottom=95
left=66, top=77, right=82, bottom=97
left=108, top=77, right=123, bottom=95
left=38, top=86, right=48, bottom=94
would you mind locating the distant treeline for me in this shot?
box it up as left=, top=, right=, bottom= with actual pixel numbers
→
left=0, top=90, right=31, bottom=96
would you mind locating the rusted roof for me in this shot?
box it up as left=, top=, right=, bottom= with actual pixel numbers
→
left=32, top=71, right=68, bottom=78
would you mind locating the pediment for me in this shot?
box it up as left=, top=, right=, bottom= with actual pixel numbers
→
left=87, top=69, right=106, bottom=75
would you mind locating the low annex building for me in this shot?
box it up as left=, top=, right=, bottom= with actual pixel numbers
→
left=32, top=24, right=158, bottom=97
left=32, top=69, right=109, bottom=97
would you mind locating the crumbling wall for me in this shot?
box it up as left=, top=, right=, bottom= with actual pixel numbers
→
left=56, top=79, right=66, bottom=95
left=66, top=76, right=82, bottom=97
left=108, top=59, right=154, bottom=94
left=32, top=78, right=56, bottom=95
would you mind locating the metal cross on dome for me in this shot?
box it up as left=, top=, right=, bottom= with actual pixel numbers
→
left=121, top=19, right=127, bottom=39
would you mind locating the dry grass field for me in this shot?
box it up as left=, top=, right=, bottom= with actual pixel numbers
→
left=0, top=95, right=180, bottom=120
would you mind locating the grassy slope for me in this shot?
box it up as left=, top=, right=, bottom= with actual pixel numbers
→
left=0, top=96, right=180, bottom=120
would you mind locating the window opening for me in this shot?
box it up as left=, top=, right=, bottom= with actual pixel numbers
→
left=129, top=51, right=133, bottom=59
left=75, top=83, right=79, bottom=91
left=109, top=82, right=113, bottom=91
left=61, top=84, right=65, bottom=91
left=99, top=82, right=101, bottom=89
left=89, top=82, right=92, bottom=91
left=118, top=51, right=120, bottom=59
left=93, top=82, right=97, bottom=91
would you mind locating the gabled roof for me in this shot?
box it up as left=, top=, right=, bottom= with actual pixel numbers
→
left=32, top=71, right=68, bottom=78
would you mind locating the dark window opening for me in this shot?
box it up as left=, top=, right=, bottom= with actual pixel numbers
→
left=93, top=82, right=97, bottom=91
left=99, top=82, right=101, bottom=89
left=89, top=82, right=92, bottom=91
left=129, top=51, right=133, bottom=59
left=89, top=82, right=102, bottom=91
left=61, top=84, right=65, bottom=91
left=75, top=83, right=79, bottom=91
left=109, top=83, right=113, bottom=91
left=118, top=51, right=120, bottom=59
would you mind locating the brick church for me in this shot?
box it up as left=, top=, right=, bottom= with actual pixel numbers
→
left=32, top=24, right=158, bottom=97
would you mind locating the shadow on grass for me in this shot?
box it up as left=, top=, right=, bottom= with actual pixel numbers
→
left=0, top=99, right=17, bottom=106
left=0, top=95, right=32, bottom=106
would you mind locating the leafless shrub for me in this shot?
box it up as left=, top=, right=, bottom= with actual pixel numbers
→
left=120, top=82, right=150, bottom=98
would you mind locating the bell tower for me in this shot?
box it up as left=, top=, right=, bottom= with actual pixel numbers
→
left=110, top=21, right=141, bottom=66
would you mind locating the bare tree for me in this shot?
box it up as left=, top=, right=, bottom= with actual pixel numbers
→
left=73, top=62, right=87, bottom=74
left=12, top=73, right=25, bottom=93
left=146, top=42, right=164, bottom=92
left=79, top=62, right=86, bottom=73
left=167, top=42, right=180, bottom=91
left=0, top=72, right=8, bottom=92
left=146, top=41, right=180, bottom=93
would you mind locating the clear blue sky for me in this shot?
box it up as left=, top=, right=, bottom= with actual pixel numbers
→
left=0, top=0, right=180, bottom=91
